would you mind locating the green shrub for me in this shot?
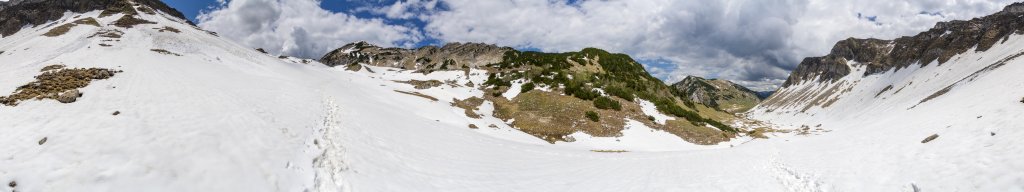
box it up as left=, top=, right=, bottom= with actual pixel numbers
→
left=604, top=86, right=635, bottom=101
left=593, top=96, right=622, bottom=111
left=521, top=82, right=535, bottom=93
left=573, top=89, right=600, bottom=100
left=647, top=115, right=656, bottom=121
left=585, top=111, right=600, bottom=122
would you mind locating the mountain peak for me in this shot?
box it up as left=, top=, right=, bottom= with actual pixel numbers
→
left=0, top=0, right=189, bottom=37
left=782, top=4, right=1024, bottom=87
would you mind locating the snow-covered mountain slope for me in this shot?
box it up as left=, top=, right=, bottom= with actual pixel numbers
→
left=744, top=3, right=1024, bottom=191
left=1, top=2, right=1022, bottom=192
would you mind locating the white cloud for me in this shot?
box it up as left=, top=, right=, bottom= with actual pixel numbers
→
left=196, top=0, right=1015, bottom=91
left=196, top=0, right=422, bottom=58
left=417, top=0, right=1014, bottom=91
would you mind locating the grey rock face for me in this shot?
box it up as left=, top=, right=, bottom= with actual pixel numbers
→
left=783, top=2, right=1024, bottom=87
left=0, top=0, right=190, bottom=37
left=319, top=41, right=512, bottom=71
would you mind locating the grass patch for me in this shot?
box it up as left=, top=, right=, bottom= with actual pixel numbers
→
left=395, top=79, right=443, bottom=89
left=661, top=119, right=734, bottom=145
left=137, top=6, right=156, bottom=15
left=593, top=96, right=622, bottom=111
left=0, top=67, right=120, bottom=106
left=155, top=26, right=180, bottom=33
left=150, top=49, right=181, bottom=56
left=492, top=91, right=625, bottom=143
left=40, top=64, right=65, bottom=72
left=394, top=90, right=438, bottom=101
left=591, top=150, right=628, bottom=153
left=42, top=18, right=100, bottom=37
left=585, top=111, right=600, bottom=122
left=921, top=134, right=939, bottom=143
left=99, top=2, right=138, bottom=18
left=113, top=15, right=156, bottom=28
left=452, top=97, right=485, bottom=118
left=90, top=29, right=124, bottom=39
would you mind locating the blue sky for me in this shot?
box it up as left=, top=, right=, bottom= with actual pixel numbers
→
left=163, top=0, right=1014, bottom=91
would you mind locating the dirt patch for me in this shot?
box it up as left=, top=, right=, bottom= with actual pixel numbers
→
left=468, top=124, right=479, bottom=129
left=113, top=15, right=156, bottom=28
left=150, top=49, right=181, bottom=56
left=396, top=79, right=444, bottom=89
left=0, top=67, right=120, bottom=106
left=155, top=26, right=180, bottom=33
left=394, top=90, right=438, bottom=101
left=661, top=119, right=734, bottom=145
left=452, top=97, right=484, bottom=118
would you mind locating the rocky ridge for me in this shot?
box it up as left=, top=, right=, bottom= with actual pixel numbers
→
left=784, top=2, right=1024, bottom=87
left=0, top=0, right=190, bottom=37
left=319, top=41, right=512, bottom=72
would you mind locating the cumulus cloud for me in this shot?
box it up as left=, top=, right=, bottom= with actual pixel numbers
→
left=197, top=0, right=1015, bottom=91
left=196, top=0, right=422, bottom=58
left=415, top=0, right=1013, bottom=91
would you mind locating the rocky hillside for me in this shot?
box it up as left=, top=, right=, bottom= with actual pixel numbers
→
left=320, top=41, right=511, bottom=71
left=671, top=76, right=762, bottom=113
left=782, top=2, right=1024, bottom=88
left=0, top=0, right=190, bottom=37
left=323, top=42, right=745, bottom=144
left=760, top=2, right=1024, bottom=112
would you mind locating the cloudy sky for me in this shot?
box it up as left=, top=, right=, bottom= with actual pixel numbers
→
left=164, top=0, right=1015, bottom=91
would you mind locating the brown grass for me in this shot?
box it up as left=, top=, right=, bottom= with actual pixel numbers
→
left=395, top=79, right=444, bottom=89
left=155, top=26, right=180, bottom=33
left=591, top=150, right=629, bottom=153
left=662, top=119, right=734, bottom=145
left=40, top=64, right=65, bottom=72
left=0, top=67, right=120, bottom=106
left=452, top=97, right=485, bottom=118
left=492, top=91, right=626, bottom=143
left=43, top=23, right=76, bottom=37
left=344, top=63, right=363, bottom=72
left=137, top=6, right=156, bottom=15
left=99, top=2, right=138, bottom=18
left=394, top=90, right=438, bottom=101
left=113, top=15, right=156, bottom=28
left=150, top=49, right=182, bottom=56
left=89, top=29, right=124, bottom=39
left=921, top=134, right=939, bottom=143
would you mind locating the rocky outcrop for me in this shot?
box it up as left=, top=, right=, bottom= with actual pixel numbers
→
left=783, top=2, right=1024, bottom=87
left=671, top=76, right=762, bottom=113
left=0, top=0, right=190, bottom=37
left=319, top=41, right=512, bottom=71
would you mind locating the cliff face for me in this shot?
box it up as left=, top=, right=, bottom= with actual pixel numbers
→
left=783, top=2, right=1024, bottom=87
left=0, top=0, right=190, bottom=37
left=319, top=41, right=512, bottom=71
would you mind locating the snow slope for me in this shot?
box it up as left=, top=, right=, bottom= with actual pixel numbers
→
left=0, top=6, right=1021, bottom=192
